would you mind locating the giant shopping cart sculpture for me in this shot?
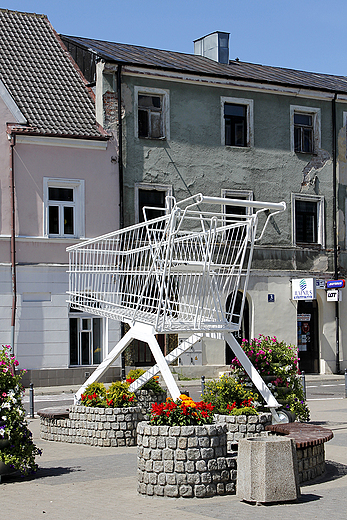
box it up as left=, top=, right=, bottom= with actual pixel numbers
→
left=67, top=194, right=286, bottom=420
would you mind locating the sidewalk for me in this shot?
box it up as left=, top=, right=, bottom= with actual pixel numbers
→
left=2, top=395, right=347, bottom=519
left=26, top=373, right=346, bottom=396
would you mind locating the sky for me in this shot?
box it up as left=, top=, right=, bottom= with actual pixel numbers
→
left=1, top=0, right=347, bottom=76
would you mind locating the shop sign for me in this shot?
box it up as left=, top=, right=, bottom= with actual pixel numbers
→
left=297, top=314, right=311, bottom=322
left=326, top=280, right=345, bottom=289
left=292, top=278, right=316, bottom=301
left=327, top=289, right=342, bottom=302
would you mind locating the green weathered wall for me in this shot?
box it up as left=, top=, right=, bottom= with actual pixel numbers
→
left=117, top=74, right=345, bottom=274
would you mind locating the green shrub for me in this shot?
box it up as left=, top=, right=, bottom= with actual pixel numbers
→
left=229, top=406, right=258, bottom=416
left=80, top=382, right=107, bottom=407
left=106, top=381, right=136, bottom=407
left=202, top=375, right=259, bottom=415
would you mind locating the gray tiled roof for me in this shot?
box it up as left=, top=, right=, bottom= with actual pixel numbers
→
left=62, top=35, right=347, bottom=94
left=0, top=10, right=105, bottom=138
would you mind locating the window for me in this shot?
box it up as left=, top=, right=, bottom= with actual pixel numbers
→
left=222, top=189, right=253, bottom=243
left=221, top=97, right=254, bottom=147
left=69, top=312, right=103, bottom=366
left=294, top=113, right=313, bottom=153
left=292, top=194, right=324, bottom=246
left=135, top=183, right=172, bottom=223
left=44, top=178, right=85, bottom=238
left=135, top=87, right=170, bottom=140
left=290, top=106, right=320, bottom=154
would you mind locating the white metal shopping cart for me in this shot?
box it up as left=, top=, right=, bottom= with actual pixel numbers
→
left=67, top=193, right=286, bottom=419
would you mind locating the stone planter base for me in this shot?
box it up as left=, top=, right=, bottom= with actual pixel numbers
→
left=137, top=422, right=237, bottom=498
left=215, top=413, right=272, bottom=451
left=39, top=405, right=142, bottom=447
left=135, top=390, right=166, bottom=419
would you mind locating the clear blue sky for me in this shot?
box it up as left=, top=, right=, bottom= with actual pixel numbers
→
left=2, top=0, right=347, bottom=76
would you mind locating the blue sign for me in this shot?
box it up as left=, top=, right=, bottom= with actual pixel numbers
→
left=268, top=294, right=275, bottom=303
left=326, top=280, right=345, bottom=289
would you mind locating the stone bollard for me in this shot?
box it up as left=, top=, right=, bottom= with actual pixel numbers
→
left=236, top=437, right=300, bottom=504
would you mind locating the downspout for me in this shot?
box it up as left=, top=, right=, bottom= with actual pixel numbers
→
left=332, top=93, right=340, bottom=373
left=117, top=64, right=126, bottom=380
left=9, top=133, right=16, bottom=358
left=117, top=64, right=124, bottom=230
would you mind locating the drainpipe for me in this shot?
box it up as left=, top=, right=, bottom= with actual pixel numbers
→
left=117, top=64, right=126, bottom=379
left=332, top=93, right=340, bottom=374
left=117, top=64, right=124, bottom=230
left=9, top=133, right=16, bottom=358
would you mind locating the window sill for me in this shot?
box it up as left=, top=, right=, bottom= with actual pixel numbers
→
left=224, top=144, right=251, bottom=150
left=294, top=242, right=324, bottom=250
left=138, top=136, right=166, bottom=141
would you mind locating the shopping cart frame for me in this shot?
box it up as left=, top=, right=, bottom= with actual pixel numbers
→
left=67, top=194, right=286, bottom=420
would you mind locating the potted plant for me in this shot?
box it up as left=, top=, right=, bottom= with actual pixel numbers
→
left=0, top=345, right=41, bottom=477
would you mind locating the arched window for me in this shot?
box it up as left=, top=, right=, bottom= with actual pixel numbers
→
left=225, top=291, right=249, bottom=364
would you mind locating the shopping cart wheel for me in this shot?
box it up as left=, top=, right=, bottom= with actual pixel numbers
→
left=272, top=409, right=296, bottom=424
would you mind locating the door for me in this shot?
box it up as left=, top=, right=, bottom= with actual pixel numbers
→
left=297, top=300, right=319, bottom=373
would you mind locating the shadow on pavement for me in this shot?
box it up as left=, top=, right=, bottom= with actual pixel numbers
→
left=1, top=465, right=82, bottom=484
left=301, top=459, right=347, bottom=487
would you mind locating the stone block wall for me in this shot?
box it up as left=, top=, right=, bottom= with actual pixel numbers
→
left=137, top=422, right=237, bottom=498
left=215, top=413, right=272, bottom=451
left=297, top=444, right=325, bottom=483
left=135, top=390, right=167, bottom=419
left=40, top=406, right=142, bottom=447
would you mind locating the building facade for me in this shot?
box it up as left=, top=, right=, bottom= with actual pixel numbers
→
left=60, top=31, right=347, bottom=374
left=0, top=10, right=121, bottom=386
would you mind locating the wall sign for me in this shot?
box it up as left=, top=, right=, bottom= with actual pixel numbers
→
left=292, top=278, right=316, bottom=301
left=268, top=294, right=275, bottom=303
left=326, top=280, right=345, bottom=289
left=327, top=289, right=342, bottom=302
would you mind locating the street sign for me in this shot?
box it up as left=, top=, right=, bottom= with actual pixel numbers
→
left=326, top=279, right=345, bottom=289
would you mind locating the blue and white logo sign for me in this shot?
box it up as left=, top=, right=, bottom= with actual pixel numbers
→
left=299, top=279, right=307, bottom=291
left=292, top=278, right=316, bottom=301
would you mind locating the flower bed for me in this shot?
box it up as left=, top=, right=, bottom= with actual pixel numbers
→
left=229, top=335, right=309, bottom=421
left=137, top=422, right=237, bottom=498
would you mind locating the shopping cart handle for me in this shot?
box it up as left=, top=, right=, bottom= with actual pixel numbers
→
left=199, top=196, right=286, bottom=212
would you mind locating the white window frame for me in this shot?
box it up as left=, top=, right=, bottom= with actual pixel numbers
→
left=43, top=177, right=85, bottom=238
left=290, top=105, right=321, bottom=154
left=134, top=86, right=170, bottom=140
left=134, top=183, right=173, bottom=224
left=221, top=96, right=254, bottom=147
left=291, top=193, right=325, bottom=247
left=68, top=311, right=105, bottom=366
left=221, top=188, right=254, bottom=216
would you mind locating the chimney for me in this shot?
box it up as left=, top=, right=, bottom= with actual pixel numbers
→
left=194, top=31, right=229, bottom=64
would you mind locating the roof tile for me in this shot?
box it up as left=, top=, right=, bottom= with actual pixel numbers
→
left=0, top=9, right=106, bottom=139
left=62, top=35, right=347, bottom=94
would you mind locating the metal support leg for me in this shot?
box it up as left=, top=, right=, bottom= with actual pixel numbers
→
left=224, top=332, right=280, bottom=422
left=129, top=333, right=203, bottom=393
left=74, top=326, right=137, bottom=403
left=75, top=322, right=183, bottom=403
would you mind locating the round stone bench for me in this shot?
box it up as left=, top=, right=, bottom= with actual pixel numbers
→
left=265, top=422, right=334, bottom=483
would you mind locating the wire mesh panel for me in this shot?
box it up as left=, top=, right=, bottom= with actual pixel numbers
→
left=67, top=194, right=284, bottom=334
